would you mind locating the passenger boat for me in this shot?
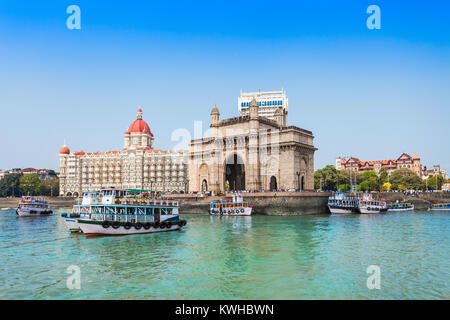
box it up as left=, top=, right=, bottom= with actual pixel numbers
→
left=16, top=196, right=53, bottom=217
left=61, top=191, right=97, bottom=232
left=386, top=201, right=414, bottom=212
left=63, top=188, right=187, bottom=236
left=327, top=192, right=359, bottom=214
left=357, top=193, right=387, bottom=214
left=209, top=193, right=252, bottom=216
left=429, top=202, right=450, bottom=211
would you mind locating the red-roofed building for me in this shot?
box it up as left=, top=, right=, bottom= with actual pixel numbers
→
left=336, top=153, right=423, bottom=176
left=59, top=108, right=189, bottom=197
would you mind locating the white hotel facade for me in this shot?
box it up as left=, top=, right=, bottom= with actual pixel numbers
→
left=59, top=109, right=189, bottom=197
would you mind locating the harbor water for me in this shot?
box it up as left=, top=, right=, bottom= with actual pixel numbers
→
left=0, top=209, right=449, bottom=299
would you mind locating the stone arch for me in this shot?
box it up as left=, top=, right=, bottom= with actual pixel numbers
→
left=202, top=179, right=208, bottom=192
left=224, top=153, right=245, bottom=191
left=270, top=176, right=277, bottom=190
left=199, top=163, right=209, bottom=191
left=66, top=192, right=72, bottom=197
left=73, top=192, right=79, bottom=198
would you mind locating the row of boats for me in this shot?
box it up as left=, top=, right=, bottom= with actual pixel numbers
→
left=327, top=192, right=450, bottom=214
left=15, top=188, right=253, bottom=236
left=13, top=189, right=450, bottom=235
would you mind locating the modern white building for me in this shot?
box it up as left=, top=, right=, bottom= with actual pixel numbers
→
left=59, top=108, right=189, bottom=197
left=238, top=90, right=288, bottom=126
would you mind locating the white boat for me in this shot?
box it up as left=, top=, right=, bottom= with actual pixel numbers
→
left=209, top=193, right=252, bottom=216
left=387, top=201, right=414, bottom=212
left=64, top=188, right=187, bottom=236
left=327, top=192, right=359, bottom=214
left=16, top=196, right=53, bottom=217
left=357, top=193, right=387, bottom=214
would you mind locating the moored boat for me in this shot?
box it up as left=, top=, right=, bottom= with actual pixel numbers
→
left=16, top=196, right=53, bottom=217
left=65, top=188, right=187, bottom=236
left=209, top=193, right=252, bottom=216
left=357, top=193, right=387, bottom=214
left=386, top=201, right=414, bottom=212
left=327, top=192, right=359, bottom=214
left=429, top=202, right=450, bottom=211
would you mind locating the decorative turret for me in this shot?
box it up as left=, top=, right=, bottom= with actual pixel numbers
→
left=249, top=98, right=258, bottom=119
left=124, top=107, right=154, bottom=149
left=211, top=104, right=220, bottom=126
left=59, top=139, right=70, bottom=155
left=274, top=107, right=283, bottom=127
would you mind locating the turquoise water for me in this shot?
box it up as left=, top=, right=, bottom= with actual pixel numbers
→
left=0, top=209, right=449, bottom=299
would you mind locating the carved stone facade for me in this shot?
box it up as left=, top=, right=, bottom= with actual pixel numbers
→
left=59, top=109, right=188, bottom=197
left=189, top=98, right=317, bottom=193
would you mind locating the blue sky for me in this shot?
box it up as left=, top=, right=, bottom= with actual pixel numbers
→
left=0, top=0, right=449, bottom=172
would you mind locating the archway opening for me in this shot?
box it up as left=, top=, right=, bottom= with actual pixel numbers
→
left=270, top=176, right=277, bottom=191
left=66, top=192, right=72, bottom=197
left=73, top=192, right=79, bottom=198
left=301, top=176, right=305, bottom=191
left=225, top=153, right=245, bottom=191
left=202, top=179, right=208, bottom=192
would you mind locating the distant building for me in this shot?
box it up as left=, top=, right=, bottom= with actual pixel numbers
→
left=422, top=165, right=447, bottom=180
left=238, top=90, right=288, bottom=126
left=336, top=153, right=422, bottom=176
left=0, top=168, right=56, bottom=180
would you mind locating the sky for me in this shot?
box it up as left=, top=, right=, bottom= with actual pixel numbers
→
left=0, top=0, right=449, bottom=172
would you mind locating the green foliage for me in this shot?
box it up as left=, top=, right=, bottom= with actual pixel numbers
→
left=19, top=174, right=41, bottom=196
left=424, top=175, right=444, bottom=190
left=389, top=168, right=423, bottom=190
left=0, top=173, right=60, bottom=197
left=0, top=173, right=22, bottom=197
left=314, top=165, right=351, bottom=191
left=38, top=179, right=60, bottom=196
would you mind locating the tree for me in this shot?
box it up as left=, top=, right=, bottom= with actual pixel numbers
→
left=19, top=174, right=41, bottom=196
left=0, top=173, right=22, bottom=197
left=314, top=165, right=337, bottom=191
left=424, top=175, right=444, bottom=190
left=381, top=182, right=392, bottom=191
left=389, top=168, right=423, bottom=190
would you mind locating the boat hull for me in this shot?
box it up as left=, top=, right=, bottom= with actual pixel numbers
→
left=64, top=218, right=82, bottom=232
left=388, top=206, right=414, bottom=212
left=358, top=206, right=388, bottom=214
left=327, top=206, right=357, bottom=214
left=77, top=220, right=183, bottom=236
left=209, top=207, right=252, bottom=216
left=16, top=207, right=52, bottom=217
left=430, top=207, right=450, bottom=211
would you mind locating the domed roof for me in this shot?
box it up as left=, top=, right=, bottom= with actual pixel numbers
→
left=59, top=145, right=70, bottom=155
left=125, top=108, right=153, bottom=136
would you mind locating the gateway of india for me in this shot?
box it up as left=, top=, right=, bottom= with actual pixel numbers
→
left=59, top=90, right=317, bottom=196
left=189, top=90, right=317, bottom=193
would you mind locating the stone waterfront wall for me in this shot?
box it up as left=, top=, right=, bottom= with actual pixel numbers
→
left=163, top=192, right=331, bottom=215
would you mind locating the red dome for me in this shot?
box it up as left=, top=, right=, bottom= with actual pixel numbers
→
left=125, top=108, right=153, bottom=136
left=59, top=146, right=70, bottom=154
left=125, top=119, right=153, bottom=136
